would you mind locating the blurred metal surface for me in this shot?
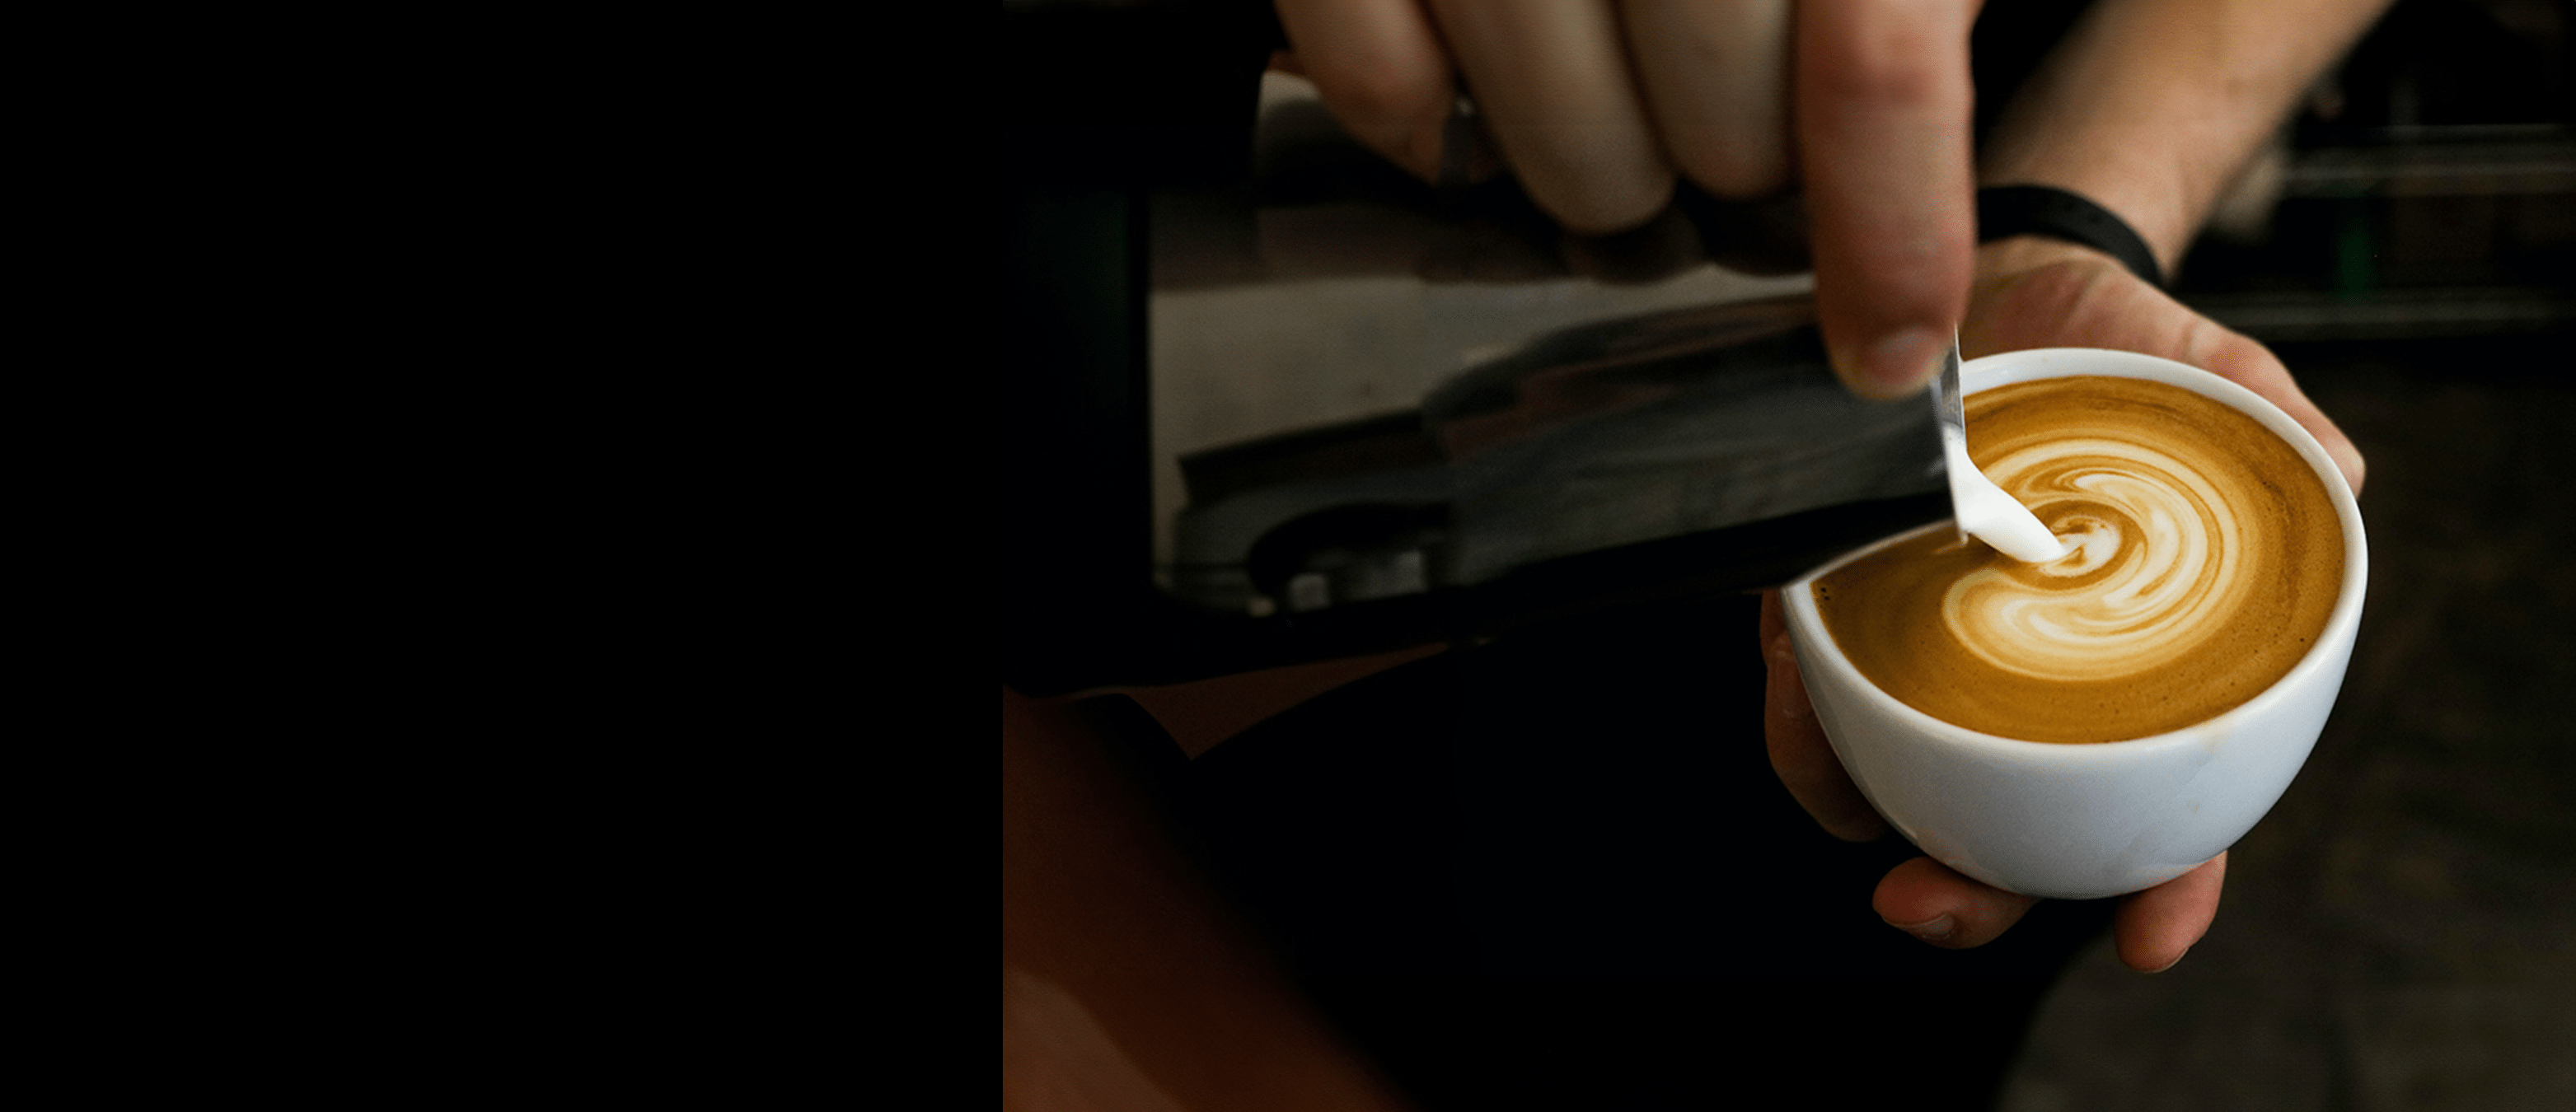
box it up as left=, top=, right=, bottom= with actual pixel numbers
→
left=1165, top=297, right=1946, bottom=616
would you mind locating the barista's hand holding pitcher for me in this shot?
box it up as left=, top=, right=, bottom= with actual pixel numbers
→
left=1272, top=0, right=1977, bottom=400
left=1763, top=237, right=2369, bottom=973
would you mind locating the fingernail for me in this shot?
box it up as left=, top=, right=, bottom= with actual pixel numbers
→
left=1890, top=914, right=1955, bottom=943
left=1847, top=327, right=1945, bottom=399
left=1765, top=641, right=1806, bottom=722
left=1773, top=691, right=1806, bottom=723
left=1435, top=94, right=1501, bottom=189
left=2144, top=946, right=2190, bottom=974
left=1825, top=813, right=1885, bottom=843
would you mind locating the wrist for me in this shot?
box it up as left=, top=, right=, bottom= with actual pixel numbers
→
left=1974, top=234, right=2126, bottom=283
left=1974, top=167, right=2191, bottom=280
left=1975, top=185, right=2163, bottom=287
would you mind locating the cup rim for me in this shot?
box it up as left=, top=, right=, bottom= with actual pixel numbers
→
left=1784, top=347, right=2371, bottom=756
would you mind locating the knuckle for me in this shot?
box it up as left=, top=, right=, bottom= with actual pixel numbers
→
left=1815, top=48, right=1951, bottom=106
left=1809, top=14, right=1965, bottom=107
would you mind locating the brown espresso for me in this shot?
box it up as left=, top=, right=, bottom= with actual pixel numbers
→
left=1814, top=376, right=2343, bottom=744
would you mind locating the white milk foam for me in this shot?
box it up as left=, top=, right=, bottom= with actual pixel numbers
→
left=1941, top=437, right=2252, bottom=683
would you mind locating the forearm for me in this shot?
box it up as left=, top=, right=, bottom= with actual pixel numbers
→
left=1979, top=0, right=2394, bottom=273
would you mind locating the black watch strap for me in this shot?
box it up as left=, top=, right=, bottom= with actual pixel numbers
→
left=1976, top=185, right=2164, bottom=287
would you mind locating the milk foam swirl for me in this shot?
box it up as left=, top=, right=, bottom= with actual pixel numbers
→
left=1943, top=439, right=2250, bottom=683
left=1810, top=376, right=2344, bottom=744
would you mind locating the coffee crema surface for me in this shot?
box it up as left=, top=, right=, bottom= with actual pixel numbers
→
left=1812, top=376, right=2343, bottom=744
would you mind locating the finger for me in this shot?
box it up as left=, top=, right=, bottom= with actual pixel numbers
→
left=1797, top=0, right=1979, bottom=399
left=2114, top=852, right=2226, bottom=973
left=1760, top=590, right=1886, bottom=842
left=1276, top=0, right=1459, bottom=182
left=1426, top=0, right=1674, bottom=231
left=1619, top=0, right=1793, bottom=199
left=2187, top=327, right=2368, bottom=497
left=1872, top=855, right=2041, bottom=949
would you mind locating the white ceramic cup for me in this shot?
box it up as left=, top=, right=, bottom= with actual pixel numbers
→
left=1782, top=348, right=2368, bottom=900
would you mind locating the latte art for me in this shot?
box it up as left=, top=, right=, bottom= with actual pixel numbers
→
left=1814, top=376, right=2343, bottom=744
left=1947, top=437, right=2248, bottom=682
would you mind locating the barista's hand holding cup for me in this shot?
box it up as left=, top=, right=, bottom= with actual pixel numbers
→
left=1779, top=348, right=2368, bottom=907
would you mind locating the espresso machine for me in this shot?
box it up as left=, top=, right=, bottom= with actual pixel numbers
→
left=1004, top=1, right=1951, bottom=696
